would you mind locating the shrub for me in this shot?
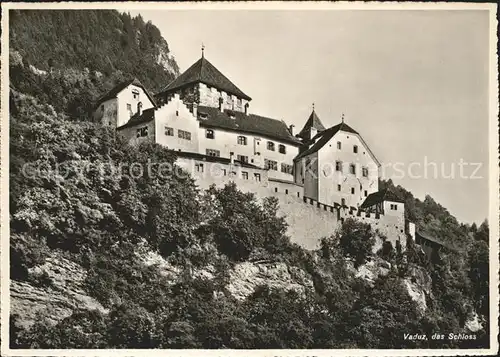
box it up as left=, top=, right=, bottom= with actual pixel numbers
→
left=337, top=219, right=375, bottom=268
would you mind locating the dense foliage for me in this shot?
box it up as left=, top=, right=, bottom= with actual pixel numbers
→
left=9, top=10, right=489, bottom=350
left=10, top=10, right=178, bottom=93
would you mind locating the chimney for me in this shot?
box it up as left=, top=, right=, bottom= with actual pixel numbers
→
left=289, top=124, right=295, bottom=136
left=218, top=97, right=224, bottom=112
left=137, top=102, right=143, bottom=116
left=244, top=102, right=249, bottom=115
left=193, top=102, right=198, bottom=117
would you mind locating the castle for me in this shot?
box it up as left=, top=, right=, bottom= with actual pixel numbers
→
left=93, top=51, right=414, bottom=250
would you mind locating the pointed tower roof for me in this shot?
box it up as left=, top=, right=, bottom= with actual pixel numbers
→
left=159, top=56, right=251, bottom=100
left=296, top=109, right=326, bottom=139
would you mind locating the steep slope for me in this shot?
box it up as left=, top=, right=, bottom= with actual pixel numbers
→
left=9, top=10, right=179, bottom=93
left=8, top=10, right=489, bottom=350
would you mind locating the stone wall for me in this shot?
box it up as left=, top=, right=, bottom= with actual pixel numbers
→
left=93, top=98, right=118, bottom=127
left=118, top=120, right=156, bottom=146
left=198, top=83, right=248, bottom=112
left=174, top=156, right=408, bottom=251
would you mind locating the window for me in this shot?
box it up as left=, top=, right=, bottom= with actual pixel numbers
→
left=390, top=204, right=398, bottom=211
left=279, top=144, right=286, bottom=154
left=364, top=190, right=368, bottom=197
left=132, top=89, right=139, bottom=99
left=362, top=167, right=369, bottom=177
left=335, top=161, right=342, bottom=172
left=178, top=130, right=191, bottom=140
left=237, top=155, right=249, bottom=163
left=242, top=171, right=249, bottom=180
left=264, top=159, right=278, bottom=171
left=136, top=126, right=148, bottom=137
left=351, top=187, right=355, bottom=194
left=206, top=149, right=220, bottom=157
left=267, top=141, right=275, bottom=151
left=285, top=189, right=289, bottom=195
left=164, top=126, right=174, bottom=136
left=254, top=173, right=261, bottom=182
left=353, top=145, right=358, bottom=153
left=237, top=136, right=247, bottom=145
left=195, top=163, right=204, bottom=173
left=206, top=129, right=214, bottom=139
left=237, top=98, right=242, bottom=107
left=341, top=198, right=346, bottom=206
left=349, top=164, right=356, bottom=175
left=338, top=184, right=341, bottom=191
left=281, top=163, right=293, bottom=175
left=337, top=141, right=342, bottom=150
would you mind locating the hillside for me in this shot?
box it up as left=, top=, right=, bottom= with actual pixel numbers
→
left=9, top=10, right=179, bottom=121
left=8, top=10, right=490, bottom=349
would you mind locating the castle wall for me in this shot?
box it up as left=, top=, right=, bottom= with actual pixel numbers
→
left=118, top=120, right=156, bottom=146
left=176, top=157, right=270, bottom=192
left=268, top=179, right=304, bottom=199
left=174, top=156, right=408, bottom=251
left=338, top=207, right=407, bottom=249
left=93, top=98, right=117, bottom=127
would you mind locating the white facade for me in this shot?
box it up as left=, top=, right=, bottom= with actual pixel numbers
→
left=199, top=126, right=299, bottom=182
left=116, top=84, right=155, bottom=128
left=118, top=94, right=298, bottom=182
left=296, top=129, right=379, bottom=208
left=93, top=82, right=155, bottom=128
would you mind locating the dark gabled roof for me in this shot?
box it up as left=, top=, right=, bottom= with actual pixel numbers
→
left=415, top=229, right=458, bottom=251
left=198, top=106, right=301, bottom=146
left=116, top=107, right=155, bottom=130
left=360, top=189, right=405, bottom=209
left=95, top=78, right=156, bottom=108
left=158, top=56, right=251, bottom=100
left=296, top=110, right=326, bottom=139
left=175, top=151, right=260, bottom=169
left=294, top=121, right=360, bottom=160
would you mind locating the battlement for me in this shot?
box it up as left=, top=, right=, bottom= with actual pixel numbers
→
left=178, top=155, right=408, bottom=250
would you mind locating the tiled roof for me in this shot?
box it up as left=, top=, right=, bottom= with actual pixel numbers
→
left=198, top=106, right=301, bottom=145
left=95, top=78, right=156, bottom=108
left=360, top=189, right=405, bottom=209
left=294, top=122, right=359, bottom=160
left=158, top=56, right=251, bottom=100
left=296, top=110, right=326, bottom=139
left=116, top=107, right=155, bottom=130
left=416, top=229, right=458, bottom=251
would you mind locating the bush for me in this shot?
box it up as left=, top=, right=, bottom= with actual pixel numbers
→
left=337, top=219, right=375, bottom=268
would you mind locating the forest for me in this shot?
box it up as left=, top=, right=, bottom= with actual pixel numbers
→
left=8, top=9, right=490, bottom=349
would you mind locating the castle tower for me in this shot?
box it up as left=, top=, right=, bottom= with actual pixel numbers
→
left=296, top=106, right=326, bottom=142
left=155, top=50, right=251, bottom=113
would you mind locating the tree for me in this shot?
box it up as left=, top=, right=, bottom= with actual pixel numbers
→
left=337, top=219, right=375, bottom=268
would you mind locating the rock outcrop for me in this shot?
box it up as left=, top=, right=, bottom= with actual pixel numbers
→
left=10, top=254, right=107, bottom=329
left=227, top=261, right=314, bottom=300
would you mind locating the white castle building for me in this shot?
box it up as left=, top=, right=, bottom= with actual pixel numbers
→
left=93, top=51, right=411, bottom=249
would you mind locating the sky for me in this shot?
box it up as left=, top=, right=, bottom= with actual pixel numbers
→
left=129, top=9, right=491, bottom=224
